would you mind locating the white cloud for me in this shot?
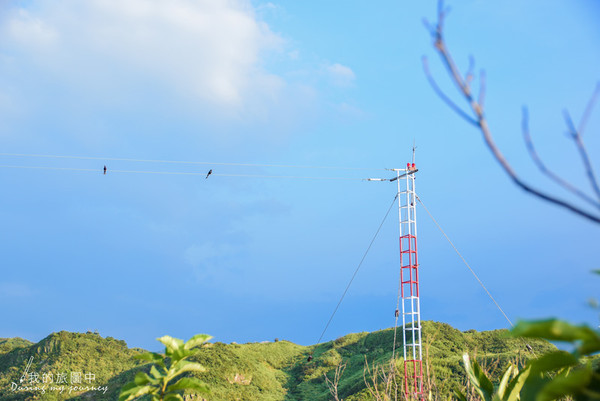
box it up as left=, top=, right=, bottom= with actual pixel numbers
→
left=5, top=8, right=58, bottom=48
left=0, top=0, right=285, bottom=109
left=326, top=62, right=356, bottom=87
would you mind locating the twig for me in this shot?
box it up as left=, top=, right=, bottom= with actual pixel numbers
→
left=325, top=362, right=346, bottom=401
left=578, top=83, right=600, bottom=136
left=465, top=55, right=475, bottom=90
left=422, top=57, right=479, bottom=127
left=478, top=70, right=486, bottom=109
left=564, top=110, right=600, bottom=202
left=522, top=107, right=600, bottom=209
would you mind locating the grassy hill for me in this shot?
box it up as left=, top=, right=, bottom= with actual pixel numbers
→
left=0, top=322, right=555, bottom=400
left=0, top=338, right=32, bottom=356
left=0, top=331, right=145, bottom=401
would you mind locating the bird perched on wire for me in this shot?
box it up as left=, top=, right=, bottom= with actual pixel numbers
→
left=103, top=165, right=107, bottom=175
left=206, top=169, right=212, bottom=179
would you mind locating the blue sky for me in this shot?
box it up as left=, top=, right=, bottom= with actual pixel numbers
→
left=0, top=0, right=598, bottom=351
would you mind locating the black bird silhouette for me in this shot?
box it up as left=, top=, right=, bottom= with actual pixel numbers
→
left=103, top=165, right=107, bottom=175
left=206, top=169, right=212, bottom=179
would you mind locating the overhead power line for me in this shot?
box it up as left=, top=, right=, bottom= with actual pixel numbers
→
left=0, top=165, right=99, bottom=173
left=0, top=164, right=367, bottom=180
left=0, top=153, right=381, bottom=171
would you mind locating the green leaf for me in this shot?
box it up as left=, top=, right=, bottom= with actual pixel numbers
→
left=134, top=372, right=154, bottom=386
left=454, top=389, right=468, bottom=401
left=505, top=365, right=531, bottom=401
left=530, top=351, right=579, bottom=373
left=117, top=382, right=138, bottom=401
left=172, top=360, right=206, bottom=376
left=592, top=269, right=600, bottom=276
left=497, top=364, right=514, bottom=399
left=170, top=347, right=194, bottom=363
left=512, top=320, right=598, bottom=344
left=134, top=352, right=164, bottom=363
left=157, top=335, right=184, bottom=354
left=578, top=338, right=600, bottom=356
left=134, top=352, right=166, bottom=369
left=167, top=377, right=210, bottom=394
left=118, top=384, right=156, bottom=401
left=536, top=366, right=593, bottom=401
left=150, top=365, right=163, bottom=380
left=463, top=353, right=494, bottom=401
left=184, top=334, right=212, bottom=350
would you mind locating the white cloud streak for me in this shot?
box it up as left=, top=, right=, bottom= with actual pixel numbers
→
left=326, top=62, right=356, bottom=87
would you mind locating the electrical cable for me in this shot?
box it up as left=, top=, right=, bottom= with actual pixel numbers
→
left=0, top=152, right=380, bottom=171
left=416, top=195, right=537, bottom=356
left=0, top=165, right=99, bottom=173
left=416, top=195, right=513, bottom=326
left=0, top=165, right=366, bottom=180
left=314, top=193, right=398, bottom=347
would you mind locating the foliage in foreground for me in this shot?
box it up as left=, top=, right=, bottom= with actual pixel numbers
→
left=457, top=319, right=600, bottom=401
left=119, top=334, right=211, bottom=401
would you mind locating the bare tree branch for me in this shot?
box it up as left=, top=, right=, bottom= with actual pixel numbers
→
left=478, top=70, right=486, bottom=109
left=563, top=110, right=600, bottom=202
left=422, top=18, right=435, bottom=38
left=521, top=107, right=600, bottom=209
left=578, top=82, right=600, bottom=136
left=422, top=56, right=479, bottom=127
left=465, top=55, right=475, bottom=90
left=325, top=362, right=346, bottom=401
left=424, top=0, right=600, bottom=225
left=363, top=357, right=402, bottom=401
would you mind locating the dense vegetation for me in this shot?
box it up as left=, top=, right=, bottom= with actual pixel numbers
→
left=0, top=331, right=145, bottom=401
left=0, top=321, right=555, bottom=400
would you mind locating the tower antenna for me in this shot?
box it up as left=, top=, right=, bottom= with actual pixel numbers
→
left=396, top=163, right=423, bottom=399
left=372, top=161, right=423, bottom=400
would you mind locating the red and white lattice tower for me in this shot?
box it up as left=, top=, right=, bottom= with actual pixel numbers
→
left=396, top=163, right=423, bottom=399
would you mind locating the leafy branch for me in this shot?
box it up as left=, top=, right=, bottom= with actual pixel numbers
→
left=457, top=319, right=600, bottom=401
left=119, top=334, right=211, bottom=401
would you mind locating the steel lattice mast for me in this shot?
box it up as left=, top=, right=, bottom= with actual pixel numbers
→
left=395, top=164, right=423, bottom=399
left=368, top=160, right=423, bottom=400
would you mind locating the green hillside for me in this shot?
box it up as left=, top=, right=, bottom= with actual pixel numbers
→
left=0, top=338, right=33, bottom=356
left=0, top=322, right=555, bottom=401
left=0, top=331, right=145, bottom=401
